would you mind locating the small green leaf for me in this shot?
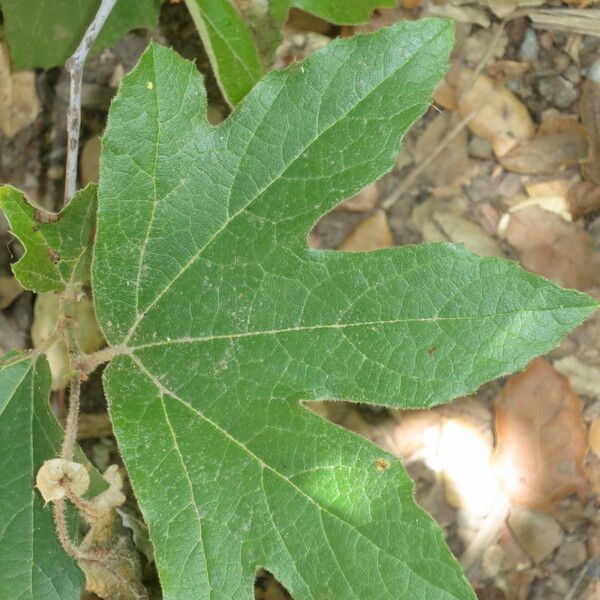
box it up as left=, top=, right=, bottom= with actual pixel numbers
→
left=94, top=20, right=597, bottom=599
left=184, top=0, right=264, bottom=106
left=0, top=0, right=161, bottom=70
left=0, top=185, right=97, bottom=292
left=0, top=352, right=83, bottom=600
left=292, top=0, right=395, bottom=24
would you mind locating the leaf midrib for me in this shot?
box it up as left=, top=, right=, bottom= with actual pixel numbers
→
left=126, top=304, right=592, bottom=351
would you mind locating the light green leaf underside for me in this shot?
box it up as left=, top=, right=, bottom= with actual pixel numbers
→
left=94, top=21, right=596, bottom=599
left=0, top=352, right=83, bottom=600
left=292, top=0, right=396, bottom=24
left=0, top=185, right=97, bottom=293
left=0, top=0, right=161, bottom=70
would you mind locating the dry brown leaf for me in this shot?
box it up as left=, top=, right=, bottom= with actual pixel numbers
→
left=567, top=181, right=600, bottom=219
left=479, top=0, right=544, bottom=18
left=554, top=356, right=600, bottom=401
left=340, top=182, right=379, bottom=212
left=0, top=43, right=40, bottom=137
left=500, top=112, right=588, bottom=174
left=506, top=206, right=600, bottom=289
left=32, top=291, right=105, bottom=390
left=507, top=179, right=573, bottom=220
left=580, top=79, right=600, bottom=185
left=486, top=60, right=531, bottom=81
left=79, top=466, right=148, bottom=600
left=0, top=275, right=24, bottom=309
left=590, top=418, right=600, bottom=459
left=414, top=112, right=470, bottom=189
left=434, top=67, right=535, bottom=156
left=494, top=358, right=589, bottom=512
left=427, top=3, right=490, bottom=26
left=339, top=210, right=393, bottom=252
left=507, top=506, right=564, bottom=563
left=81, top=136, right=101, bottom=186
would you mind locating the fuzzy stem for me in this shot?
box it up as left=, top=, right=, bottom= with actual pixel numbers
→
left=53, top=500, right=82, bottom=559
left=64, top=0, right=117, bottom=204
left=61, top=375, right=81, bottom=461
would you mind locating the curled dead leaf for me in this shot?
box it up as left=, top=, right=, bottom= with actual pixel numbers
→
left=580, top=79, right=600, bottom=185
left=0, top=275, right=24, bottom=309
left=339, top=210, right=393, bottom=252
left=434, top=67, right=535, bottom=156
left=506, top=205, right=600, bottom=289
left=567, top=181, right=600, bottom=220
left=0, top=43, right=40, bottom=137
left=340, top=182, right=379, bottom=212
left=500, top=112, right=588, bottom=175
left=36, top=458, right=90, bottom=502
left=414, top=112, right=470, bottom=189
left=494, top=358, right=589, bottom=512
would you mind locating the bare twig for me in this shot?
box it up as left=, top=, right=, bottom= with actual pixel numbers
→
left=460, top=493, right=511, bottom=575
left=61, top=375, right=82, bottom=461
left=64, top=0, right=117, bottom=204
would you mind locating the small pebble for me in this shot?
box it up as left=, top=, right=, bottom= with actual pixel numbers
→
left=555, top=539, right=587, bottom=570
left=538, top=76, right=577, bottom=109
left=468, top=135, right=493, bottom=160
left=520, top=28, right=539, bottom=61
left=587, top=56, right=600, bottom=83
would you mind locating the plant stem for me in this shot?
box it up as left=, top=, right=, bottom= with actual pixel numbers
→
left=53, top=500, right=82, bottom=559
left=61, top=375, right=81, bottom=461
left=64, top=0, right=117, bottom=205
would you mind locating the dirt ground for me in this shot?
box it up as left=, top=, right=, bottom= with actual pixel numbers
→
left=1, top=3, right=600, bottom=599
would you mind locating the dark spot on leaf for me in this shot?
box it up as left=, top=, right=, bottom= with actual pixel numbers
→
left=376, top=458, right=390, bottom=472
left=47, top=248, right=60, bottom=263
left=427, top=346, right=438, bottom=356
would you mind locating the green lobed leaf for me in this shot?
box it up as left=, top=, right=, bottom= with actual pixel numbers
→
left=0, top=0, right=161, bottom=70
left=292, top=0, right=396, bottom=24
left=0, top=352, right=83, bottom=600
left=184, top=0, right=265, bottom=106
left=93, top=21, right=597, bottom=599
left=0, top=185, right=97, bottom=293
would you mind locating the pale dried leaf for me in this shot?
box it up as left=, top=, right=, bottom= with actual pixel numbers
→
left=567, top=181, right=600, bottom=220
left=339, top=209, right=393, bottom=251
left=590, top=418, right=600, bottom=459
left=414, top=112, right=470, bottom=188
left=506, top=206, right=600, bottom=289
left=508, top=179, right=573, bottom=220
left=434, top=68, right=535, bottom=155
left=0, top=275, right=24, bottom=309
left=432, top=211, right=504, bottom=257
left=0, top=44, right=40, bottom=138
left=508, top=506, right=564, bottom=563
left=31, top=291, right=105, bottom=390
left=529, top=8, right=600, bottom=37
left=500, top=112, right=588, bottom=175
left=554, top=356, right=600, bottom=401
left=427, top=3, right=490, bottom=26
left=340, top=182, right=379, bottom=212
left=81, top=136, right=101, bottom=186
left=479, top=0, right=544, bottom=18
left=494, top=358, right=588, bottom=511
left=580, top=79, right=600, bottom=185
left=36, top=458, right=90, bottom=502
